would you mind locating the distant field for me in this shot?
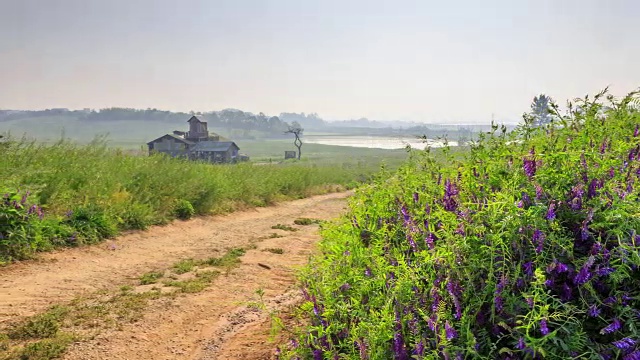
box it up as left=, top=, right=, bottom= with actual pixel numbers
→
left=0, top=116, right=412, bottom=167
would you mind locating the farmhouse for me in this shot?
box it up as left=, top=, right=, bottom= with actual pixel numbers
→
left=147, top=116, right=241, bottom=163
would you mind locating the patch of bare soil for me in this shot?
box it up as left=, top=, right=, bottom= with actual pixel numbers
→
left=0, top=192, right=350, bottom=359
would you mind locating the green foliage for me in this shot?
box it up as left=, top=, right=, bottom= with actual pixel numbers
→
left=174, top=200, right=195, bottom=220
left=172, top=259, right=196, bottom=274
left=287, top=89, right=640, bottom=359
left=0, top=139, right=379, bottom=261
left=272, top=224, right=298, bottom=232
left=7, top=311, right=64, bottom=340
left=294, top=218, right=321, bottom=225
left=139, top=271, right=163, bottom=285
left=12, top=334, right=75, bottom=360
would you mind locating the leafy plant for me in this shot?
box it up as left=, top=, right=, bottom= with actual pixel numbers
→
left=174, top=199, right=195, bottom=220
left=287, top=89, right=640, bottom=359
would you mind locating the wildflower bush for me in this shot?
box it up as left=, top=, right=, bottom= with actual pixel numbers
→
left=288, top=90, right=640, bottom=359
left=0, top=140, right=381, bottom=263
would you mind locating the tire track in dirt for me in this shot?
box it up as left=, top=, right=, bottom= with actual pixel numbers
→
left=0, top=191, right=350, bottom=359
left=0, top=192, right=349, bottom=323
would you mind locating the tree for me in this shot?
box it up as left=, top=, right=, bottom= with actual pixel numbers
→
left=530, top=94, right=552, bottom=126
left=285, top=122, right=304, bottom=160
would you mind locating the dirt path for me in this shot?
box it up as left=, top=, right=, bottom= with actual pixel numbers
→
left=0, top=192, right=350, bottom=359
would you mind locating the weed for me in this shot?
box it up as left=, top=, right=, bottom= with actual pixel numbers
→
left=268, top=233, right=284, bottom=239
left=7, top=307, right=68, bottom=340
left=172, top=259, right=196, bottom=274
left=139, top=271, right=163, bottom=285
left=293, top=218, right=320, bottom=225
left=174, top=199, right=195, bottom=220
left=271, top=224, right=297, bottom=232
left=165, top=270, right=219, bottom=293
left=262, top=248, right=284, bottom=254
left=13, top=333, right=75, bottom=360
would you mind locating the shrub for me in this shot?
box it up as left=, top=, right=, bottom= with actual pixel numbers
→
left=288, top=90, right=640, bottom=359
left=174, top=199, right=195, bottom=220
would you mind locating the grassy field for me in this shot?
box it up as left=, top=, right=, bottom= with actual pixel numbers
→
left=283, top=90, right=640, bottom=359
left=0, top=136, right=407, bottom=263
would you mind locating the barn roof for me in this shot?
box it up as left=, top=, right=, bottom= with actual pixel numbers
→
left=146, top=133, right=195, bottom=145
left=190, top=141, right=239, bottom=152
left=187, top=115, right=207, bottom=124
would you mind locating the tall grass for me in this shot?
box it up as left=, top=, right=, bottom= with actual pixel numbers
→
left=284, top=89, right=640, bottom=359
left=0, top=138, right=384, bottom=263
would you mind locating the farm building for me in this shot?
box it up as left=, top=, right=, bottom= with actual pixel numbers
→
left=147, top=116, right=242, bottom=163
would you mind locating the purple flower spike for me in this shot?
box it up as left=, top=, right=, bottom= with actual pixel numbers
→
left=546, top=202, right=556, bottom=220
left=540, top=318, right=549, bottom=335
left=613, top=337, right=636, bottom=350
left=445, top=321, right=457, bottom=340
left=523, top=261, right=534, bottom=277
left=516, top=337, right=526, bottom=350
left=588, top=304, right=601, bottom=317
left=425, top=233, right=436, bottom=250
left=533, top=229, right=545, bottom=254
left=600, top=318, right=622, bottom=335
left=624, top=351, right=640, bottom=360
left=494, top=296, right=504, bottom=313
left=313, top=349, right=323, bottom=360
left=523, top=156, right=537, bottom=178
left=635, top=125, right=639, bottom=137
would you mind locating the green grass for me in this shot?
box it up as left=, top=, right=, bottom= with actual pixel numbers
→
left=271, top=224, right=297, bottom=232
left=139, top=271, right=164, bottom=285
left=172, top=259, right=197, bottom=274
left=0, top=137, right=396, bottom=263
left=293, top=218, right=321, bottom=225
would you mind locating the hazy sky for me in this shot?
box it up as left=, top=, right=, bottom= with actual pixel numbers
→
left=0, top=0, right=638, bottom=123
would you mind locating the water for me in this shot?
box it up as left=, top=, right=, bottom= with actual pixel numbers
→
left=303, top=135, right=458, bottom=150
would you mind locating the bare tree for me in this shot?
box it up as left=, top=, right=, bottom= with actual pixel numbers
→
left=285, top=122, right=303, bottom=160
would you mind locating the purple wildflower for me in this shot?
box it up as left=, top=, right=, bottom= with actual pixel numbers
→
left=625, top=351, right=640, bottom=360
left=494, top=295, right=504, bottom=313
left=522, top=192, right=531, bottom=207
left=600, top=318, right=622, bottom=334
left=523, top=261, right=534, bottom=277
left=364, top=267, right=372, bottom=277
left=535, top=184, right=544, bottom=199
left=339, top=283, right=351, bottom=292
left=516, top=337, right=526, bottom=350
left=443, top=179, right=459, bottom=212
left=425, top=232, right=436, bottom=250
left=546, top=202, right=556, bottom=220
left=413, top=340, right=424, bottom=356
left=596, top=267, right=614, bottom=276
left=533, top=229, right=545, bottom=254
left=445, top=321, right=457, bottom=340
left=575, top=256, right=595, bottom=285
left=540, top=318, right=549, bottom=335
left=613, top=337, right=636, bottom=350
left=313, top=349, right=323, bottom=360
left=609, top=167, right=616, bottom=178
left=413, top=192, right=419, bottom=203
left=588, top=178, right=602, bottom=199
left=588, top=304, right=601, bottom=317
left=393, top=331, right=408, bottom=360
left=525, top=297, right=534, bottom=308
left=600, top=139, right=607, bottom=154
left=523, top=156, right=537, bottom=178
left=635, top=125, right=639, bottom=137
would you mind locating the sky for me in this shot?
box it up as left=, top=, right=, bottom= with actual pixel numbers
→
left=0, top=0, right=638, bottom=123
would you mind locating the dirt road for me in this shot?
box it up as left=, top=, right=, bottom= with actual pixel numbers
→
left=0, top=191, right=351, bottom=359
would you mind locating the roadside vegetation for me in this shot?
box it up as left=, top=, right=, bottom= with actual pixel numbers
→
left=0, top=138, right=395, bottom=263
left=285, top=90, right=640, bottom=358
